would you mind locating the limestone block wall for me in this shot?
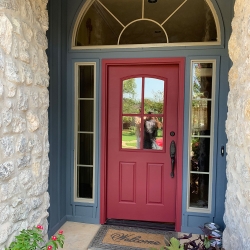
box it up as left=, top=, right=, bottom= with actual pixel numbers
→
left=0, top=0, right=50, bottom=248
left=224, top=0, right=250, bottom=249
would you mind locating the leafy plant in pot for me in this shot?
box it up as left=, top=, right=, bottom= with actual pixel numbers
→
left=151, top=226, right=225, bottom=250
left=5, top=225, right=65, bottom=250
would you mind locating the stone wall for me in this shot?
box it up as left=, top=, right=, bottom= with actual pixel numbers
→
left=224, top=0, right=250, bottom=249
left=0, top=0, right=50, bottom=248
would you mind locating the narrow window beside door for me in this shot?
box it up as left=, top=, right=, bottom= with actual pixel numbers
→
left=188, top=60, right=216, bottom=212
left=75, top=63, right=96, bottom=202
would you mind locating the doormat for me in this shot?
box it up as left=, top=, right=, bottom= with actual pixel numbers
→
left=88, top=225, right=178, bottom=250
left=105, top=219, right=175, bottom=231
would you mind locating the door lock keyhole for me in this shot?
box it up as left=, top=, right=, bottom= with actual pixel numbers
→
left=170, top=131, right=175, bottom=136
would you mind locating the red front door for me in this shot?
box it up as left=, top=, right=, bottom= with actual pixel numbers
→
left=106, top=63, right=181, bottom=223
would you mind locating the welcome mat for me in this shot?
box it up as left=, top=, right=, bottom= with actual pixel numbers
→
left=88, top=225, right=178, bottom=250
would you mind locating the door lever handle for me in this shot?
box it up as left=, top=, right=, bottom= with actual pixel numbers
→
left=170, top=140, right=176, bottom=178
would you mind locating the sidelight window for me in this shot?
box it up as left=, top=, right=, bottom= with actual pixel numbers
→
left=75, top=63, right=96, bottom=202
left=188, top=60, right=216, bottom=212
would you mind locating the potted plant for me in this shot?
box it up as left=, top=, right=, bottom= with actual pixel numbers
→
left=5, top=225, right=65, bottom=250
left=151, top=227, right=225, bottom=250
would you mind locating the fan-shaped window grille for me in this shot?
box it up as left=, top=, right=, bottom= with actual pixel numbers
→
left=75, top=0, right=218, bottom=47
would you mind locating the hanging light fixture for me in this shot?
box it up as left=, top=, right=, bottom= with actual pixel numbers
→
left=148, top=0, right=157, bottom=3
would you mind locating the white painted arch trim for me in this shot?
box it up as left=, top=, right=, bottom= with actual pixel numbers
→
left=71, top=0, right=222, bottom=49
left=117, top=18, right=169, bottom=44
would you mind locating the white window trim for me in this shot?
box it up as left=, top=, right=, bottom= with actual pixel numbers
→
left=71, top=0, right=221, bottom=49
left=74, top=62, right=96, bottom=203
left=187, top=59, right=217, bottom=213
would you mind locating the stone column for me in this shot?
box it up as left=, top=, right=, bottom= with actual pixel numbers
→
left=224, top=0, right=250, bottom=249
left=0, top=0, right=50, bottom=248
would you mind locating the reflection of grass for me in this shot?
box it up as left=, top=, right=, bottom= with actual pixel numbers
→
left=122, top=130, right=135, bottom=136
left=157, top=129, right=163, bottom=137
left=122, top=135, right=136, bottom=141
left=122, top=130, right=136, bottom=141
left=122, top=129, right=162, bottom=143
left=122, top=129, right=137, bottom=148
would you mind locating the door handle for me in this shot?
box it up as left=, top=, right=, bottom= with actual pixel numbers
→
left=170, top=140, right=176, bottom=178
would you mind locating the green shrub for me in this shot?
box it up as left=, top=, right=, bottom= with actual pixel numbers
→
left=6, top=225, right=65, bottom=250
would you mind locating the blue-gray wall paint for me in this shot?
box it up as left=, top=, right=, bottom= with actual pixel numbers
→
left=47, top=0, right=67, bottom=236
left=47, top=0, right=234, bottom=234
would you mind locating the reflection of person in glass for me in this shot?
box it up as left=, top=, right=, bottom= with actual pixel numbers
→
left=143, top=111, right=159, bottom=149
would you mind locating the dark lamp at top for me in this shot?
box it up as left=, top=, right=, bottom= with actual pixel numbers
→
left=148, top=0, right=157, bottom=3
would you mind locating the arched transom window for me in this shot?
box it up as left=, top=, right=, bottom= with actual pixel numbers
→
left=74, top=0, right=219, bottom=47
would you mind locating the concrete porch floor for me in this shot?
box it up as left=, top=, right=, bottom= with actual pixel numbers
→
left=57, top=221, right=202, bottom=250
left=58, top=221, right=101, bottom=250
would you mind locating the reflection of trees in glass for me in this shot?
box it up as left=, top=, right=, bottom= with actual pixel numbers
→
left=153, top=90, right=164, bottom=114
left=123, top=79, right=164, bottom=125
left=192, top=63, right=212, bottom=133
left=193, top=63, right=213, bottom=99
left=192, top=100, right=208, bottom=133
left=123, top=79, right=139, bottom=122
left=190, top=63, right=212, bottom=209
left=123, top=78, right=136, bottom=97
left=191, top=137, right=200, bottom=163
left=193, top=63, right=202, bottom=99
left=144, top=90, right=164, bottom=114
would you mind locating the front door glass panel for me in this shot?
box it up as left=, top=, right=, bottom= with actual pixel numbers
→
left=121, top=77, right=164, bottom=150
left=122, top=78, right=142, bottom=114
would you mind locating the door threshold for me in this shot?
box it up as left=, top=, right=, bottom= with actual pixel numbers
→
left=105, top=219, right=175, bottom=231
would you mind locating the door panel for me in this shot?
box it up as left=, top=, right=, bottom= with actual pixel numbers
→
left=107, top=64, right=179, bottom=223
left=119, top=162, right=136, bottom=202
left=146, top=163, right=164, bottom=204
